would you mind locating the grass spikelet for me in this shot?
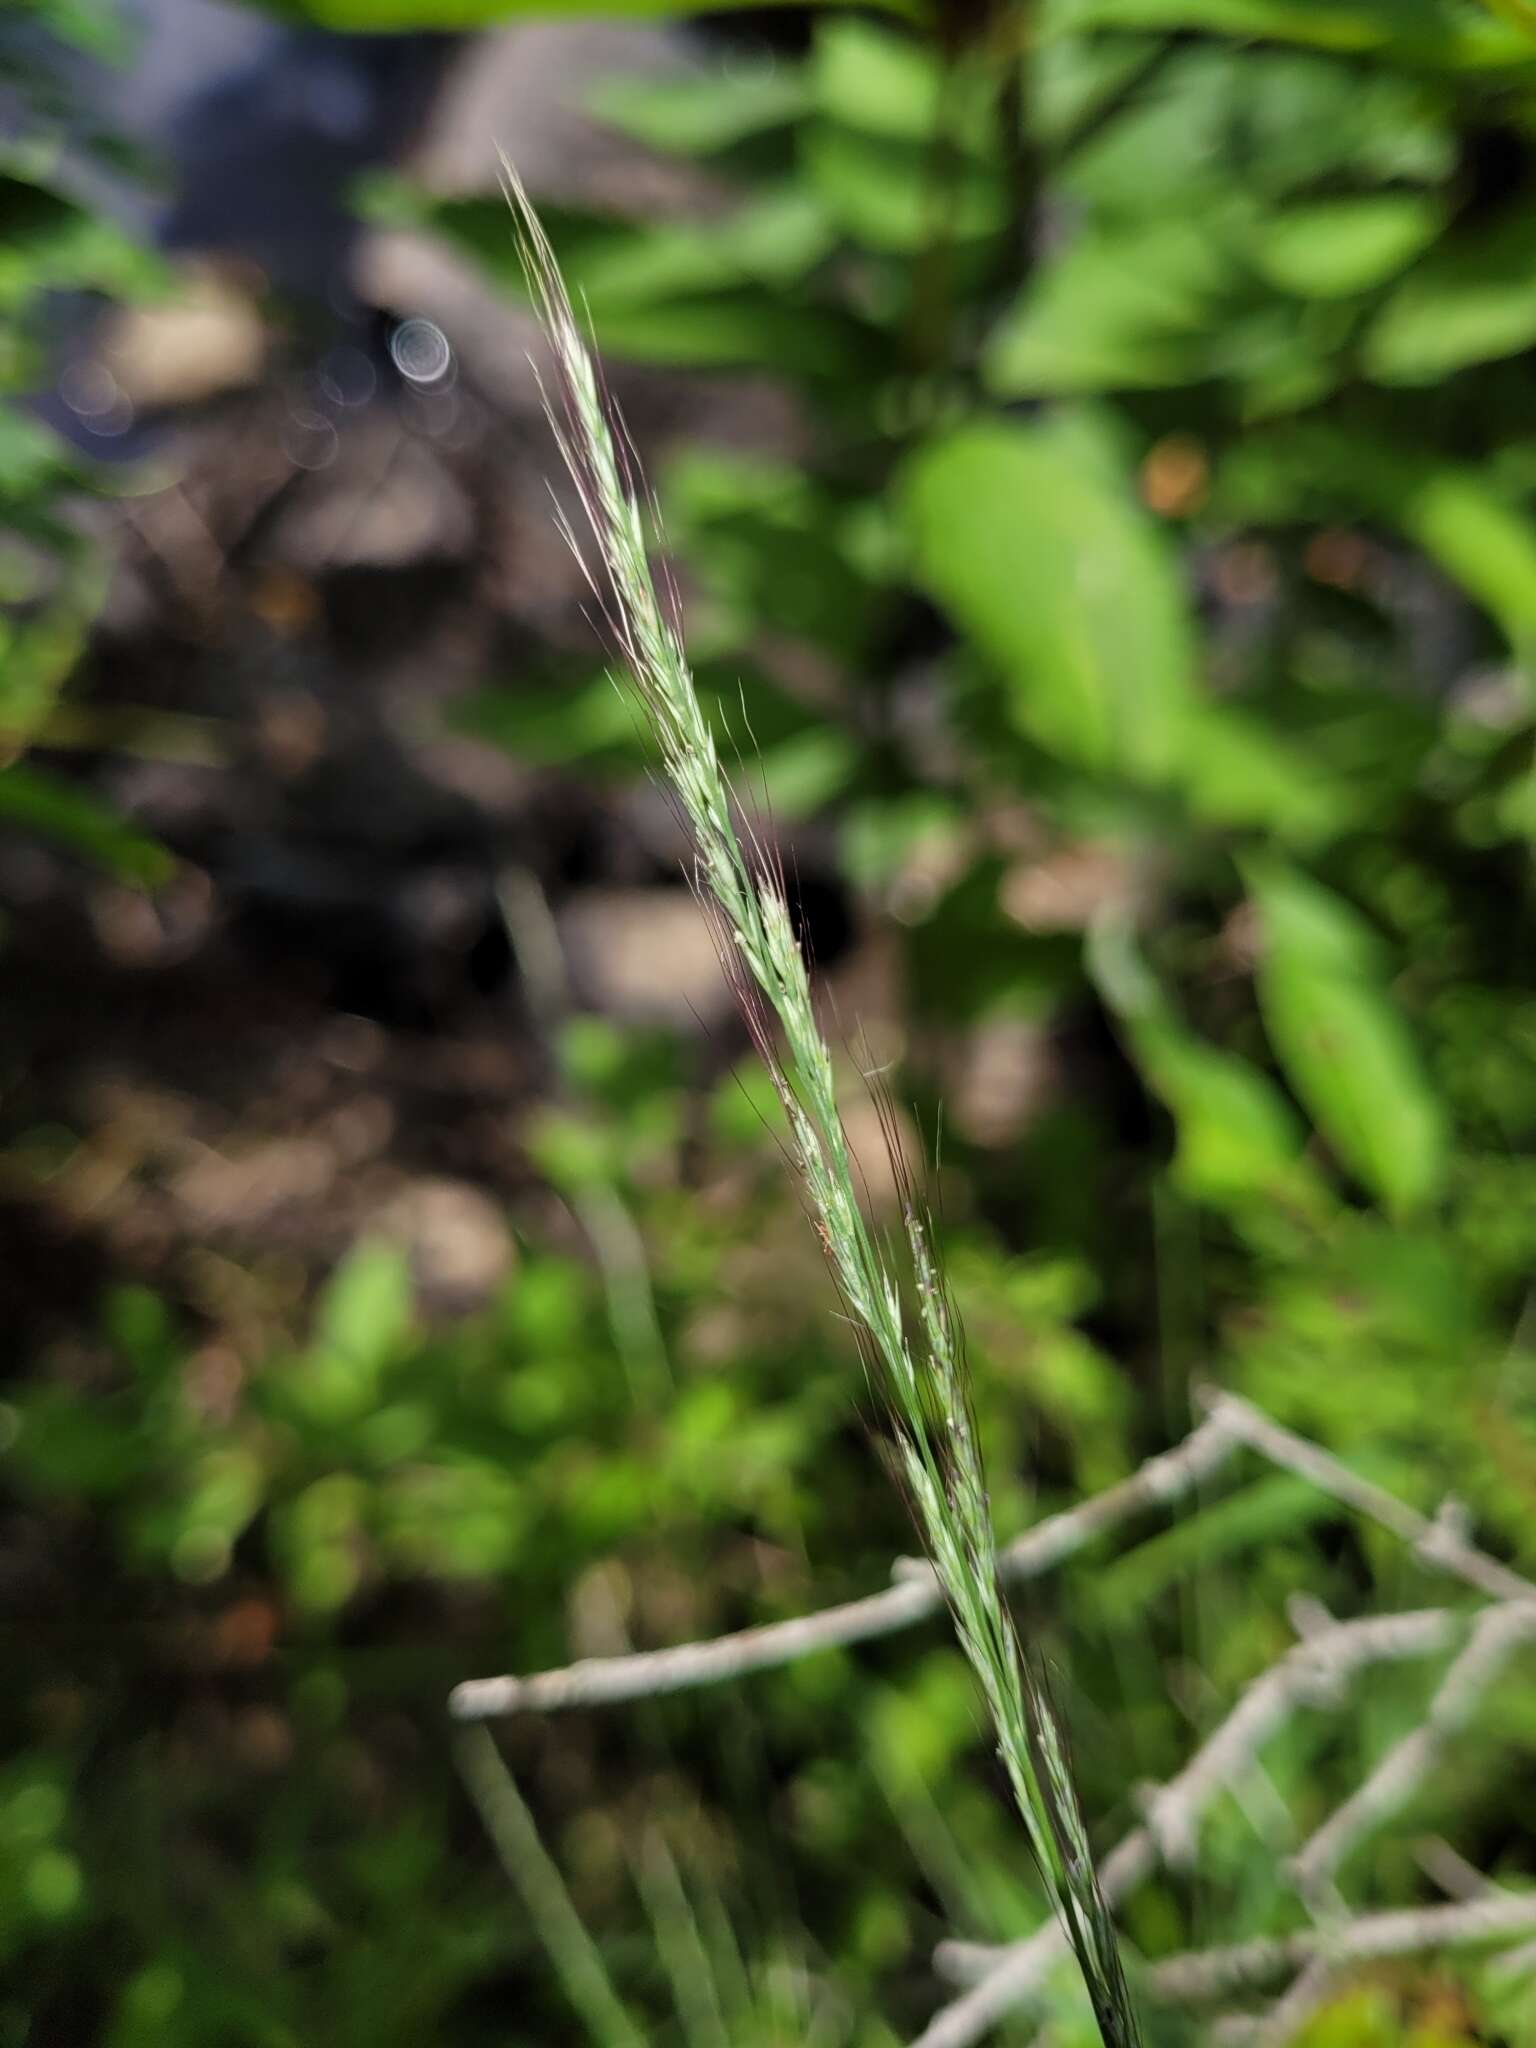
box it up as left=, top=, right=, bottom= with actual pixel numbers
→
left=499, top=156, right=1143, bottom=2048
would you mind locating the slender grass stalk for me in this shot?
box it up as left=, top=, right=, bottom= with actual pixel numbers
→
left=455, top=1726, right=647, bottom=2048
left=499, top=159, right=1142, bottom=2048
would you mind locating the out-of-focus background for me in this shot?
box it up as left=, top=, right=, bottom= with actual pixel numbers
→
left=10, top=0, right=1536, bottom=2042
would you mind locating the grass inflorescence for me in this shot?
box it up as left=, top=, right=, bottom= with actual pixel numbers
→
left=500, top=157, right=1143, bottom=2048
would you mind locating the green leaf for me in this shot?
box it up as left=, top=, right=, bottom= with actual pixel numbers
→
left=0, top=765, right=173, bottom=885
left=800, top=125, right=1005, bottom=254
left=811, top=19, right=967, bottom=142
left=0, top=169, right=165, bottom=313
left=1088, top=914, right=1324, bottom=1210
left=1062, top=44, right=1451, bottom=208
left=1180, top=706, right=1350, bottom=845
left=589, top=61, right=807, bottom=157
left=1366, top=207, right=1536, bottom=382
left=1251, top=193, right=1444, bottom=299
left=0, top=541, right=110, bottom=753
left=315, top=1243, right=414, bottom=1376
left=454, top=670, right=640, bottom=769
left=460, top=653, right=856, bottom=820
left=661, top=447, right=881, bottom=663
left=1402, top=466, right=1536, bottom=656
left=379, top=183, right=857, bottom=376
left=9, top=0, right=133, bottom=58
left=1050, top=0, right=1535, bottom=68
left=900, top=415, right=1198, bottom=781
left=1247, top=860, right=1447, bottom=1215
left=986, top=219, right=1239, bottom=394
left=800, top=19, right=1005, bottom=253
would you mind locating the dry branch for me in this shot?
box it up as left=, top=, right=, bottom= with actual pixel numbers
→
left=1198, top=1390, right=1535, bottom=1604
left=1291, top=1599, right=1536, bottom=1897
left=1147, top=1889, right=1536, bottom=2004
left=935, top=1889, right=1536, bottom=2043
left=917, top=1609, right=1460, bottom=2047
left=450, top=1411, right=1240, bottom=1720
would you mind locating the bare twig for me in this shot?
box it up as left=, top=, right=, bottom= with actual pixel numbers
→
left=938, top=1890, right=1536, bottom=2041
left=1291, top=1600, right=1536, bottom=1897
left=454, top=1378, right=1529, bottom=1724
left=1150, top=1890, right=1536, bottom=2004
left=926, top=1584, right=1536, bottom=2044
left=1139, top=1607, right=1462, bottom=1873
left=1198, top=1389, right=1535, bottom=1604
left=449, top=1412, right=1240, bottom=1720
left=917, top=1609, right=1460, bottom=2047
left=1243, top=1958, right=1336, bottom=2045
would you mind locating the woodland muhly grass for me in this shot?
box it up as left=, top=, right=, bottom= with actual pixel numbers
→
left=499, top=160, right=1143, bottom=2048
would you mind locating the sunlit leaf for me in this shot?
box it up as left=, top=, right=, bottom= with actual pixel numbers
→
left=986, top=219, right=1239, bottom=394
left=1051, top=0, right=1534, bottom=68
left=315, top=1243, right=414, bottom=1376
left=901, top=415, right=1198, bottom=780
left=1251, top=192, right=1444, bottom=298
left=1366, top=207, right=1536, bottom=380
left=589, top=61, right=808, bottom=156
left=1247, top=859, right=1447, bottom=1214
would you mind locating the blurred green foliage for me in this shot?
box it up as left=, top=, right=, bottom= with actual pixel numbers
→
left=0, top=14, right=170, bottom=881
left=14, top=0, right=1536, bottom=2042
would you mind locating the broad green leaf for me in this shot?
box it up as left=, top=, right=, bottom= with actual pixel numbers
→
left=9, top=0, right=132, bottom=57
left=800, top=124, right=1005, bottom=254
left=812, top=18, right=947, bottom=137
left=589, top=61, right=807, bottom=157
left=376, top=184, right=832, bottom=302
left=810, top=18, right=996, bottom=148
left=986, top=219, right=1238, bottom=394
left=1088, top=914, right=1323, bottom=1209
left=1366, top=208, right=1536, bottom=381
left=661, top=448, right=880, bottom=665
left=1403, top=467, right=1536, bottom=656
left=579, top=291, right=862, bottom=375
left=1062, top=43, right=1451, bottom=206
left=1247, top=860, right=1446, bottom=1215
left=1033, top=33, right=1164, bottom=147
left=275, top=1475, right=367, bottom=1613
left=1251, top=193, right=1444, bottom=299
left=1181, top=705, right=1349, bottom=844
left=901, top=416, right=1198, bottom=781
left=1051, top=0, right=1535, bottom=68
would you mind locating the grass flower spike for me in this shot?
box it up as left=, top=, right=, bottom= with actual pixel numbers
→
left=500, top=158, right=1143, bottom=2048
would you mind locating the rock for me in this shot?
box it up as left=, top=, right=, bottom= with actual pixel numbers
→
left=95, top=261, right=266, bottom=412
left=400, top=20, right=695, bottom=203
left=557, top=886, right=729, bottom=1028
left=370, top=1175, right=514, bottom=1308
